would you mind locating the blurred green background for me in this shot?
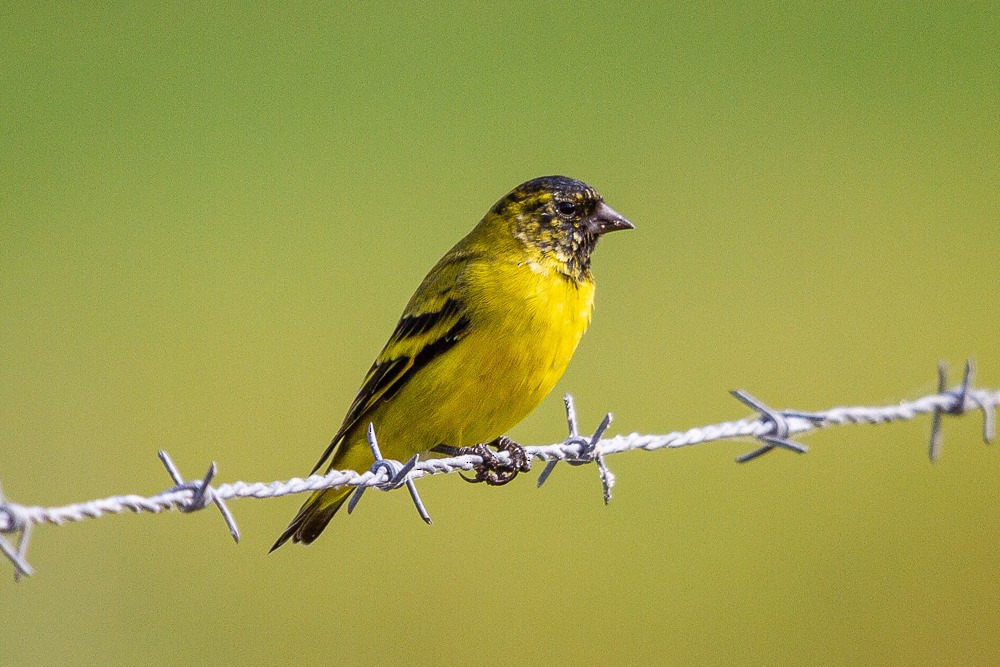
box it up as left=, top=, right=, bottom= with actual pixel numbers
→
left=2, top=2, right=998, bottom=664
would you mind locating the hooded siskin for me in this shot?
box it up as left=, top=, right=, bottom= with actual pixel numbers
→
left=271, top=175, right=633, bottom=550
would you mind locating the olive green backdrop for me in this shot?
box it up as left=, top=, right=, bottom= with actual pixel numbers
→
left=2, top=2, right=998, bottom=665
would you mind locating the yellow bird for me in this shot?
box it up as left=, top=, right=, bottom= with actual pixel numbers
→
left=271, top=176, right=633, bottom=550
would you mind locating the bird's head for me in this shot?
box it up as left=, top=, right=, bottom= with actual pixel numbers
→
left=487, top=176, right=634, bottom=281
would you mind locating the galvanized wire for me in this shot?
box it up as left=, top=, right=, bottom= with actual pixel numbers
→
left=1, top=361, right=996, bottom=579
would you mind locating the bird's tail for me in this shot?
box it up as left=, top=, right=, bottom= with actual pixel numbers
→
left=269, top=486, right=353, bottom=552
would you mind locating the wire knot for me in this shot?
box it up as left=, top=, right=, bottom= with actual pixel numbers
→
left=347, top=423, right=432, bottom=524
left=0, top=503, right=25, bottom=534
left=537, top=394, right=616, bottom=505
left=157, top=451, right=240, bottom=542
left=370, top=455, right=420, bottom=492
left=929, top=360, right=996, bottom=461
left=0, top=485, right=34, bottom=581
left=731, top=390, right=825, bottom=463
left=563, top=435, right=595, bottom=460
left=172, top=479, right=217, bottom=512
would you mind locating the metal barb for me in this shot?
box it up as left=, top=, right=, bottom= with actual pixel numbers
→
left=969, top=394, right=997, bottom=445
left=592, top=414, right=616, bottom=505
left=929, top=359, right=994, bottom=460
left=347, top=423, right=432, bottom=523
left=572, top=412, right=613, bottom=463
left=0, top=533, right=32, bottom=581
left=156, top=451, right=240, bottom=543
left=954, top=360, right=974, bottom=414
left=731, top=389, right=812, bottom=463
left=13, top=522, right=32, bottom=583
left=187, top=463, right=218, bottom=511
left=537, top=394, right=579, bottom=488
left=929, top=362, right=948, bottom=462
left=956, top=360, right=995, bottom=444
left=0, top=485, right=34, bottom=580
left=399, top=455, right=432, bottom=524
left=537, top=395, right=617, bottom=504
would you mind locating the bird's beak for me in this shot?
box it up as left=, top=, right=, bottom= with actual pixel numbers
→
left=587, top=201, right=635, bottom=236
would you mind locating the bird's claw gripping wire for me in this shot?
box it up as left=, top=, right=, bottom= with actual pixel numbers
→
left=347, top=423, right=431, bottom=523
left=157, top=451, right=241, bottom=543
left=445, top=436, right=532, bottom=486
left=732, top=390, right=825, bottom=463
left=929, top=360, right=996, bottom=462
left=537, top=394, right=616, bottom=505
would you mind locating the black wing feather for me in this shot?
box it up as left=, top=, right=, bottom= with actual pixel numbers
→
left=309, top=302, right=471, bottom=475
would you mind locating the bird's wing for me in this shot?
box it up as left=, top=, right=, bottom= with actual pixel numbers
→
left=309, top=249, right=477, bottom=474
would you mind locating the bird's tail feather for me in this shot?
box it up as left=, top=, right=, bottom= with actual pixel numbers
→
left=269, top=486, right=352, bottom=552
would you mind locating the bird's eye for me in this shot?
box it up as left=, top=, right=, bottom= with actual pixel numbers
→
left=555, top=200, right=578, bottom=218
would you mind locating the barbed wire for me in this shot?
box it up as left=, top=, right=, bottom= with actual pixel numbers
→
left=1, top=360, right=996, bottom=580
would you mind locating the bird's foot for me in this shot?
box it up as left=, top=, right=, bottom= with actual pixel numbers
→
left=432, top=437, right=531, bottom=486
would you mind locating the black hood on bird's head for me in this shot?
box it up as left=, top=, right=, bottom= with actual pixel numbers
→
left=489, top=175, right=634, bottom=281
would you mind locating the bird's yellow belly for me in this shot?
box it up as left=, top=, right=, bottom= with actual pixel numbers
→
left=358, top=262, right=594, bottom=459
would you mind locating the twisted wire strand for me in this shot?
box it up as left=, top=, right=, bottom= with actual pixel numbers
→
left=3, top=387, right=996, bottom=531
left=1, top=375, right=997, bottom=577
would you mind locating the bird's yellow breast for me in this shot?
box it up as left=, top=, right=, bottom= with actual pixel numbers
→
left=464, top=255, right=595, bottom=409
left=347, top=256, right=595, bottom=463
